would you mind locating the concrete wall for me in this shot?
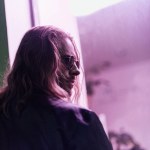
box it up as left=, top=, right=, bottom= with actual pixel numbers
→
left=77, top=0, right=150, bottom=71
left=77, top=0, right=150, bottom=149
left=90, top=60, right=150, bottom=149
left=4, top=0, right=31, bottom=66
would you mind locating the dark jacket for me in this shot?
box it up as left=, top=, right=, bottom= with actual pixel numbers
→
left=0, top=94, right=112, bottom=150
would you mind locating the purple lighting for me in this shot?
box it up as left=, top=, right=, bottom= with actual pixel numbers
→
left=70, top=0, right=125, bottom=16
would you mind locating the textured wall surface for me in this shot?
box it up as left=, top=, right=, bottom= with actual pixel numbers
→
left=4, top=0, right=31, bottom=66
left=91, top=60, right=150, bottom=149
left=77, top=0, right=150, bottom=149
left=77, top=0, right=150, bottom=71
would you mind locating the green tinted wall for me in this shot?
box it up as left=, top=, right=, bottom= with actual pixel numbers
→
left=0, top=0, right=9, bottom=85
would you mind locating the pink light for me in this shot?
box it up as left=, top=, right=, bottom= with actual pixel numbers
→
left=70, top=0, right=125, bottom=16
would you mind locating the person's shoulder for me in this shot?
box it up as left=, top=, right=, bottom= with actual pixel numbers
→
left=51, top=99, right=113, bottom=150
left=30, top=94, right=99, bottom=125
left=49, top=98, right=97, bottom=125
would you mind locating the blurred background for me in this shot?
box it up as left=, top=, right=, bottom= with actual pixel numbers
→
left=0, top=0, right=150, bottom=149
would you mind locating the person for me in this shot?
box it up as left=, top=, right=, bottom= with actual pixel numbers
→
left=0, top=26, right=112, bottom=150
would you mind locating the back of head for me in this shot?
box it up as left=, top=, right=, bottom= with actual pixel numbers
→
left=0, top=26, right=80, bottom=115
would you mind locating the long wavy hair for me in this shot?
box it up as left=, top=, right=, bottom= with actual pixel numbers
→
left=0, top=26, right=80, bottom=115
